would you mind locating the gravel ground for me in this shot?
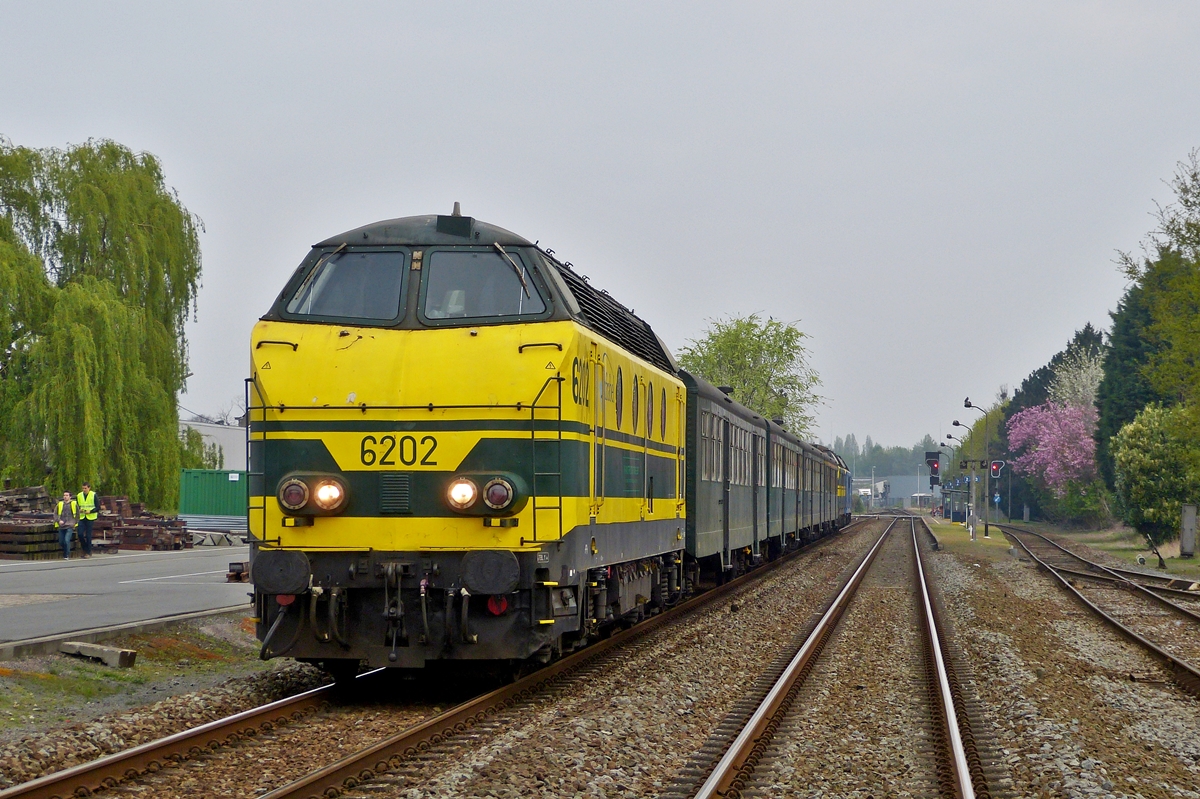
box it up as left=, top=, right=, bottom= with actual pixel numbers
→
left=326, top=520, right=890, bottom=799
left=739, top=524, right=942, bottom=798
left=0, top=659, right=326, bottom=789
left=106, top=696, right=441, bottom=798
left=927, top=544, right=1200, bottom=799
left=1, top=614, right=283, bottom=744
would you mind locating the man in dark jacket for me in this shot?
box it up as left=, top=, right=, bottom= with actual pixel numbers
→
left=55, top=491, right=78, bottom=560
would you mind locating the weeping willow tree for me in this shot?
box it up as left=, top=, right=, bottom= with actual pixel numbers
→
left=0, top=138, right=202, bottom=509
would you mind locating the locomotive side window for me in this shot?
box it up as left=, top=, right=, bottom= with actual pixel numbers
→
left=660, top=387, right=667, bottom=441
left=647, top=382, right=654, bottom=439
left=286, top=250, right=406, bottom=322
left=421, top=249, right=546, bottom=321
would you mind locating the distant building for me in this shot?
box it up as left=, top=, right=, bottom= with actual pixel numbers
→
left=178, top=420, right=246, bottom=471
left=876, top=475, right=941, bottom=509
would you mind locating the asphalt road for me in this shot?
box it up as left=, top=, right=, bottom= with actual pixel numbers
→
left=0, top=546, right=252, bottom=643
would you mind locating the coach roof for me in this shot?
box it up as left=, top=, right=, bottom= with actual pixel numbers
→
left=314, top=214, right=533, bottom=248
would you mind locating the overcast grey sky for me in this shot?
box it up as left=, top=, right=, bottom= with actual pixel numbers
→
left=4, top=2, right=1199, bottom=448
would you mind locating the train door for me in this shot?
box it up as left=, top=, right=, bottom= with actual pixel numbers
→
left=805, top=455, right=813, bottom=531
left=675, top=386, right=686, bottom=516
left=642, top=377, right=650, bottom=516
left=591, top=348, right=606, bottom=516
left=751, top=433, right=760, bottom=555
left=721, top=417, right=731, bottom=570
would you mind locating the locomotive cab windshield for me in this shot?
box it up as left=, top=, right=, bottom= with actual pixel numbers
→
left=286, top=249, right=407, bottom=322
left=420, top=248, right=546, bottom=321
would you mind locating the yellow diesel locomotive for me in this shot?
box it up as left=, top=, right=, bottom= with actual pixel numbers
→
left=248, top=210, right=850, bottom=677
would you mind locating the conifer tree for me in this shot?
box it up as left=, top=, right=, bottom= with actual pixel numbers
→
left=1095, top=283, right=1165, bottom=488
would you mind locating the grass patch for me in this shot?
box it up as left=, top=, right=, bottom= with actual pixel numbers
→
left=0, top=615, right=272, bottom=735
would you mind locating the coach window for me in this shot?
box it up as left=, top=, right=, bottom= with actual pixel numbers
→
left=285, top=249, right=407, bottom=324
left=420, top=248, right=547, bottom=324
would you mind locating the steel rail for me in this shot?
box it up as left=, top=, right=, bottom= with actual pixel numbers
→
left=999, top=525, right=1200, bottom=627
left=691, top=518, right=897, bottom=799
left=256, top=518, right=871, bottom=799
left=1004, top=527, right=1200, bottom=698
left=912, top=518, right=976, bottom=799
left=1000, top=523, right=1188, bottom=589
left=0, top=678, right=346, bottom=799
left=1048, top=564, right=1200, bottom=599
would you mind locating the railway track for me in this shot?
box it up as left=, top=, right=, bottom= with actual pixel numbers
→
left=0, top=519, right=871, bottom=799
left=1002, top=524, right=1200, bottom=698
left=0, top=678, right=339, bottom=799
left=661, top=516, right=991, bottom=799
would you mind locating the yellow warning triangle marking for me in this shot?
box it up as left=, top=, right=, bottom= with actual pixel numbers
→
left=262, top=362, right=272, bottom=370
left=545, top=361, right=555, bottom=369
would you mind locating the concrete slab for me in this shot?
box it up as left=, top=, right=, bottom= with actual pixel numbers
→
left=0, top=546, right=252, bottom=646
left=59, top=640, right=137, bottom=667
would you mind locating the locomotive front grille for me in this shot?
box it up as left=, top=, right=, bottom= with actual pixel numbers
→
left=380, top=473, right=412, bottom=514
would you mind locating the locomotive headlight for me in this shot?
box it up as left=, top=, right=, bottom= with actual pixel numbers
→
left=278, top=479, right=310, bottom=511
left=482, top=478, right=515, bottom=510
left=447, top=478, right=478, bottom=510
left=313, top=479, right=347, bottom=511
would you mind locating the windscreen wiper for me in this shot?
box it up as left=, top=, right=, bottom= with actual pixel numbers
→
left=493, top=243, right=531, bottom=297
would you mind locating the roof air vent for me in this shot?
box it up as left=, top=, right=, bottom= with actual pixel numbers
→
left=718, top=386, right=734, bottom=396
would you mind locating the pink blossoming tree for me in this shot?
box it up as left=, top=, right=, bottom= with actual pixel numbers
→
left=1006, top=403, right=1098, bottom=496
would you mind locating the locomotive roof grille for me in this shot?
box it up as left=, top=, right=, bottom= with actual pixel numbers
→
left=543, top=252, right=675, bottom=373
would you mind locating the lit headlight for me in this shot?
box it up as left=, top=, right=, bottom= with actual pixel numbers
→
left=447, top=478, right=478, bottom=510
left=279, top=479, right=310, bottom=511
left=483, top=478, right=515, bottom=510
left=313, top=480, right=347, bottom=511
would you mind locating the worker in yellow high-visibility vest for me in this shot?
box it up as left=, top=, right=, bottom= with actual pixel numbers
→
left=76, top=482, right=99, bottom=559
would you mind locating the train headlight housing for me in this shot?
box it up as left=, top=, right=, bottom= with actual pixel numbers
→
left=447, top=478, right=478, bottom=510
left=483, top=478, right=515, bottom=510
left=278, top=479, right=310, bottom=511
left=313, top=479, right=347, bottom=512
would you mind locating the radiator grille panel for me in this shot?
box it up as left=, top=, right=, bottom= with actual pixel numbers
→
left=379, top=473, right=411, bottom=514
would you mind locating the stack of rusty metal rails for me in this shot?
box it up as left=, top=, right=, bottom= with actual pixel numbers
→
left=89, top=495, right=190, bottom=551
left=113, top=516, right=191, bottom=551
left=0, top=486, right=60, bottom=560
left=0, top=484, right=50, bottom=514
left=0, top=518, right=64, bottom=560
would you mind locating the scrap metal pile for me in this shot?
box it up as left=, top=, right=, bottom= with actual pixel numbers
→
left=0, top=485, right=190, bottom=559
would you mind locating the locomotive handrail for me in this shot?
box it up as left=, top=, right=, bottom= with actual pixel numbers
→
left=518, top=341, right=563, bottom=352
left=255, top=339, right=299, bottom=350
left=528, top=374, right=565, bottom=547
left=245, top=401, right=534, bottom=412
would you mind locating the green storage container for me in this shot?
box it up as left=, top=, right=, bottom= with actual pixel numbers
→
left=178, top=469, right=249, bottom=516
